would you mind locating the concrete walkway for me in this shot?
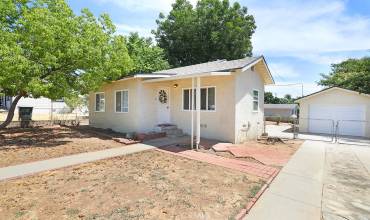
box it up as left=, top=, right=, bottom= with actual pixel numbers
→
left=0, top=143, right=154, bottom=181
left=245, top=140, right=326, bottom=220
left=245, top=140, right=370, bottom=220
left=322, top=143, right=370, bottom=219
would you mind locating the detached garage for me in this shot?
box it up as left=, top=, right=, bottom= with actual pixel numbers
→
left=296, top=87, right=370, bottom=138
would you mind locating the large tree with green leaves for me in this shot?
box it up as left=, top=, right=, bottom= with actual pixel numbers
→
left=264, top=92, right=295, bottom=104
left=0, top=0, right=133, bottom=128
left=126, top=32, right=170, bottom=74
left=319, top=57, right=370, bottom=94
left=153, top=0, right=256, bottom=67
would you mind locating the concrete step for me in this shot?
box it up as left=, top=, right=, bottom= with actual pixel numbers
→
left=156, top=124, right=184, bottom=137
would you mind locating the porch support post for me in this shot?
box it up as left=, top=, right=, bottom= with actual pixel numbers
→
left=196, top=77, right=201, bottom=150
left=191, top=77, right=195, bottom=149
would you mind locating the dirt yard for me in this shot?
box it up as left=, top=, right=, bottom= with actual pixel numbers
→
left=199, top=138, right=303, bottom=167
left=0, top=126, right=125, bottom=167
left=0, top=150, right=264, bottom=220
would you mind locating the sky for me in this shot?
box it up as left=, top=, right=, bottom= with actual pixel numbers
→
left=68, top=0, right=370, bottom=98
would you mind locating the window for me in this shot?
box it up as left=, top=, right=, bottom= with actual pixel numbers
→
left=95, top=93, right=105, bottom=112
left=115, top=90, right=129, bottom=113
left=253, top=90, right=259, bottom=112
left=183, top=87, right=215, bottom=111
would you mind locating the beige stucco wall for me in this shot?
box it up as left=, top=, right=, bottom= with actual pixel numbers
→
left=89, top=68, right=267, bottom=142
left=168, top=76, right=236, bottom=142
left=88, top=79, right=140, bottom=133
left=234, top=69, right=265, bottom=143
left=298, top=88, right=370, bottom=137
left=89, top=76, right=236, bottom=142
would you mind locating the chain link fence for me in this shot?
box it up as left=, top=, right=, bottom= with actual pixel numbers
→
left=265, top=117, right=335, bottom=142
left=335, top=120, right=370, bottom=145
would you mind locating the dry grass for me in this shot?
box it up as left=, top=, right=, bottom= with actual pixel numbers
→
left=0, top=150, right=264, bottom=220
left=0, top=126, right=125, bottom=167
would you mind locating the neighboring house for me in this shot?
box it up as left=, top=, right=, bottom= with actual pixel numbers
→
left=0, top=95, right=12, bottom=110
left=0, top=96, right=88, bottom=121
left=296, top=87, right=370, bottom=138
left=89, top=56, right=274, bottom=144
left=264, top=104, right=298, bottom=118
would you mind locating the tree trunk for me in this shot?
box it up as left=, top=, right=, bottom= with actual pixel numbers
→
left=0, top=94, right=23, bottom=129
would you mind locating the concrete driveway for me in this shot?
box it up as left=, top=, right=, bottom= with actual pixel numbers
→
left=245, top=140, right=370, bottom=220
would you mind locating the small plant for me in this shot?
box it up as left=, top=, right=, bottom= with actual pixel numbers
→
left=66, top=208, right=80, bottom=217
left=15, top=210, right=26, bottom=218
left=249, top=185, right=261, bottom=198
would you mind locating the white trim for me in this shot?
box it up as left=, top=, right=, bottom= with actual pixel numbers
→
left=296, top=87, right=370, bottom=103
left=241, top=56, right=274, bottom=85
left=142, top=71, right=232, bottom=83
left=113, top=74, right=170, bottom=83
left=252, top=89, right=259, bottom=113
left=94, top=92, right=105, bottom=112
left=191, top=77, right=195, bottom=149
left=241, top=58, right=263, bottom=72
left=196, top=77, right=201, bottom=149
left=181, top=86, right=216, bottom=112
left=134, top=74, right=172, bottom=78
left=114, top=89, right=129, bottom=113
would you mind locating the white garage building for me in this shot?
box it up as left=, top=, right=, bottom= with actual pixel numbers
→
left=296, top=87, right=370, bottom=138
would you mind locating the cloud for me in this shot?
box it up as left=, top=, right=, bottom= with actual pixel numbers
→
left=115, top=23, right=153, bottom=37
left=94, top=0, right=198, bottom=12
left=269, top=62, right=299, bottom=80
left=249, top=0, right=370, bottom=55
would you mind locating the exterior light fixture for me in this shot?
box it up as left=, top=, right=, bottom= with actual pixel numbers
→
left=173, top=84, right=178, bottom=88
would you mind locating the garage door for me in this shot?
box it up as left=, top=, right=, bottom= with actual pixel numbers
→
left=308, top=105, right=366, bottom=136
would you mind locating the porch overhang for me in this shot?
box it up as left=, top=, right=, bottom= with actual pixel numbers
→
left=141, top=71, right=232, bottom=83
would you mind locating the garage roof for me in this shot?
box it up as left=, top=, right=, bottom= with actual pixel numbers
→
left=295, top=87, right=370, bottom=103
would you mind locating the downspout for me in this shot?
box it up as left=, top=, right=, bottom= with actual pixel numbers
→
left=196, top=77, right=201, bottom=150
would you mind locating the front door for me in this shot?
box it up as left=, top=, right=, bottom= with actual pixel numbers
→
left=157, top=88, right=170, bottom=124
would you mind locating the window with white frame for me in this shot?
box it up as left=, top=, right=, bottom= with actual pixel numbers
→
left=253, top=90, right=259, bottom=111
left=115, top=90, right=129, bottom=113
left=95, top=93, right=105, bottom=112
left=183, top=87, right=215, bottom=111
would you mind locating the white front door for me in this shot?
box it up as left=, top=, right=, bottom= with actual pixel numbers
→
left=157, top=88, right=170, bottom=124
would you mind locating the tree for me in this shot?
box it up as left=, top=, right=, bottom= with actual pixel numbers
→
left=264, top=92, right=294, bottom=104
left=319, top=57, right=370, bottom=94
left=153, top=0, right=256, bottom=67
left=0, top=0, right=133, bottom=128
left=264, top=92, right=279, bottom=104
left=126, top=32, right=170, bottom=74
left=64, top=95, right=88, bottom=111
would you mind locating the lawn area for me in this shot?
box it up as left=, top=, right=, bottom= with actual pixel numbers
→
left=0, top=126, right=125, bottom=167
left=0, top=150, right=264, bottom=219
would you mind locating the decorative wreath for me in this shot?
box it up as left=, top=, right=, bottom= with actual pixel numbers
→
left=158, top=90, right=168, bottom=104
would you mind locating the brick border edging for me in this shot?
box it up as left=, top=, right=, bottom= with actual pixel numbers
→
left=235, top=168, right=281, bottom=220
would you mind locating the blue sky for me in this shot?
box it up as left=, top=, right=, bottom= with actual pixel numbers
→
left=68, top=0, right=370, bottom=97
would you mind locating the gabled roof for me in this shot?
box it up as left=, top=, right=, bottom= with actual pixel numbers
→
left=295, top=87, right=370, bottom=103
left=115, top=56, right=274, bottom=84
left=154, top=56, right=261, bottom=75
left=147, top=56, right=274, bottom=84
left=264, top=104, right=298, bottom=109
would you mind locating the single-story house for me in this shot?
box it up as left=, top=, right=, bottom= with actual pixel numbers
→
left=264, top=104, right=298, bottom=118
left=89, top=56, right=274, bottom=144
left=296, top=87, right=370, bottom=138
